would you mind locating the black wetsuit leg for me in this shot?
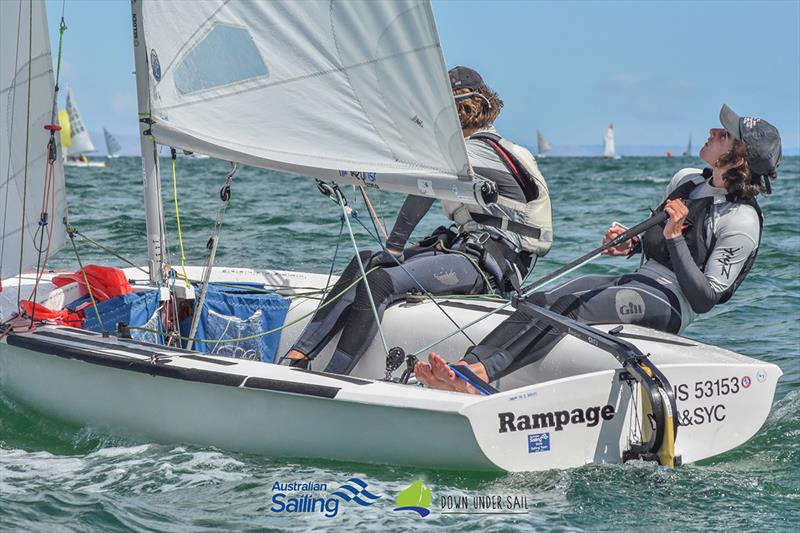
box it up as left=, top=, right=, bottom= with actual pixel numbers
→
left=324, top=251, right=483, bottom=375
left=290, top=250, right=373, bottom=359
left=463, top=274, right=683, bottom=381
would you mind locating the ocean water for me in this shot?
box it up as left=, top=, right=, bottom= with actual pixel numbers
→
left=1, top=155, right=798, bottom=531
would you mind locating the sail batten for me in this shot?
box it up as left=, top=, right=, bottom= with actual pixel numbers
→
left=139, top=0, right=476, bottom=202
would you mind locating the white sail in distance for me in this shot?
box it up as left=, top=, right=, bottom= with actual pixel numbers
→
left=137, top=0, right=481, bottom=204
left=682, top=135, right=691, bottom=157
left=603, top=123, right=616, bottom=158
left=64, top=87, right=96, bottom=155
left=0, top=0, right=68, bottom=280
left=104, top=128, right=122, bottom=157
left=537, top=130, right=551, bottom=156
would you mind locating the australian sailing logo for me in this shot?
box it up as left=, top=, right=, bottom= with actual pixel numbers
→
left=498, top=404, right=616, bottom=433
left=270, top=477, right=382, bottom=518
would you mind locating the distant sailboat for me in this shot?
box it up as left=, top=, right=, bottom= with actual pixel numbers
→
left=682, top=135, right=692, bottom=157
left=537, top=130, right=551, bottom=158
left=602, top=123, right=619, bottom=159
left=103, top=128, right=122, bottom=159
left=59, top=87, right=105, bottom=167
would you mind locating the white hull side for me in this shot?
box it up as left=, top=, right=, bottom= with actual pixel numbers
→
left=0, top=266, right=782, bottom=471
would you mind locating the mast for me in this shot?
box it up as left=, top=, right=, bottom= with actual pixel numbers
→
left=130, top=0, right=167, bottom=284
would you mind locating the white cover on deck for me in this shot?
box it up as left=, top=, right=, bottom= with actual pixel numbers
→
left=0, top=0, right=67, bottom=280
left=138, top=0, right=480, bottom=203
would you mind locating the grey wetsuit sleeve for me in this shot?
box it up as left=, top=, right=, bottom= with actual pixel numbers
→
left=385, top=195, right=435, bottom=251
left=667, top=222, right=757, bottom=313
left=666, top=237, right=718, bottom=313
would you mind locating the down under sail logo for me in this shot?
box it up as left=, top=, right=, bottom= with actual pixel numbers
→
left=394, top=479, right=432, bottom=517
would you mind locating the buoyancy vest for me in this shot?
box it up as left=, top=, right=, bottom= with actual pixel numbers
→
left=641, top=172, right=763, bottom=304
left=441, top=132, right=553, bottom=257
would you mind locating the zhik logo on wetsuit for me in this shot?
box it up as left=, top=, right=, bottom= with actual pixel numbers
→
left=498, top=405, right=616, bottom=433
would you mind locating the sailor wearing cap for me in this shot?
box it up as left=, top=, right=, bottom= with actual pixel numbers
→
left=416, top=105, right=782, bottom=394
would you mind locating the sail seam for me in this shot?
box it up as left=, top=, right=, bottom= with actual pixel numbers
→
left=328, top=0, right=399, bottom=163
left=154, top=43, right=441, bottom=113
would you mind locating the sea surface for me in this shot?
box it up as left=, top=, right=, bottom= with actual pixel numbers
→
left=2, top=155, right=798, bottom=531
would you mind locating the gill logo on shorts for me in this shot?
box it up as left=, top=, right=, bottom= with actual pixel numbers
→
left=614, top=289, right=646, bottom=322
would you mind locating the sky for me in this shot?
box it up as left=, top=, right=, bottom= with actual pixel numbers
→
left=45, top=0, right=800, bottom=156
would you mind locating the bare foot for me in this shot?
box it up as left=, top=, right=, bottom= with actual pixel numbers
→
left=414, top=360, right=450, bottom=391
left=285, top=349, right=310, bottom=368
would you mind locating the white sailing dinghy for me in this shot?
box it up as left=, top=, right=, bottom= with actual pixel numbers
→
left=0, top=0, right=781, bottom=472
left=537, top=130, right=551, bottom=158
left=59, top=87, right=105, bottom=168
left=682, top=135, right=692, bottom=157
left=103, top=128, right=122, bottom=159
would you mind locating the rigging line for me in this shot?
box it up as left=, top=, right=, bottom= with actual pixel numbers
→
left=15, top=0, right=34, bottom=315
left=72, top=229, right=149, bottom=274
left=187, top=161, right=238, bottom=350
left=67, top=230, right=105, bottom=332
left=169, top=149, right=191, bottom=288
left=357, top=185, right=387, bottom=241
left=315, top=216, right=346, bottom=313
left=130, top=266, right=382, bottom=346
left=349, top=211, right=476, bottom=345
left=334, top=186, right=391, bottom=357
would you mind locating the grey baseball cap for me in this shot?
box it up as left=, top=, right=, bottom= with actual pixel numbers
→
left=449, top=66, right=487, bottom=92
left=719, top=104, right=781, bottom=177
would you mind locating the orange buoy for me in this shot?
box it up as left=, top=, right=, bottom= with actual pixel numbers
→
left=666, top=151, right=673, bottom=157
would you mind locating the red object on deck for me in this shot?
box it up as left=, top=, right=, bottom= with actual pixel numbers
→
left=19, top=300, right=83, bottom=327
left=52, top=265, right=132, bottom=302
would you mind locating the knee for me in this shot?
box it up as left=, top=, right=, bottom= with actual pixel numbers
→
left=353, top=268, right=394, bottom=308
left=549, top=294, right=582, bottom=319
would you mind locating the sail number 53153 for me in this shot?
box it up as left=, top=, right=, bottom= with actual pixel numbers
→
left=673, top=377, right=742, bottom=401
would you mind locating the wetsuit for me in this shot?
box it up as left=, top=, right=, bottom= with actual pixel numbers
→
left=290, top=131, right=539, bottom=375
left=464, top=168, right=762, bottom=381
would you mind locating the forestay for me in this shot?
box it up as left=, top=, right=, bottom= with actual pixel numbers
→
left=137, top=0, right=482, bottom=204
left=0, top=0, right=67, bottom=280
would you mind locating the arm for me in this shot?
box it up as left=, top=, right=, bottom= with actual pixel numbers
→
left=664, top=200, right=758, bottom=313
left=385, top=195, right=435, bottom=252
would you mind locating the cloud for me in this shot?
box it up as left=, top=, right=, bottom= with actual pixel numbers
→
left=611, top=73, right=642, bottom=85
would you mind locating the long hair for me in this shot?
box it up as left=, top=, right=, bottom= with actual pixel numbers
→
left=717, top=139, right=772, bottom=201
left=454, top=87, right=503, bottom=130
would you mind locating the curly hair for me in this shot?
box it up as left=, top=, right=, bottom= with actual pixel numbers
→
left=453, top=87, right=503, bottom=130
left=716, top=139, right=773, bottom=201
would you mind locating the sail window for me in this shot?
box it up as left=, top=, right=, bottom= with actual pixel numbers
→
left=174, top=24, right=268, bottom=95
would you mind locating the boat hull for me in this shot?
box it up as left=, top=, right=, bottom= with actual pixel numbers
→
left=0, top=266, right=782, bottom=471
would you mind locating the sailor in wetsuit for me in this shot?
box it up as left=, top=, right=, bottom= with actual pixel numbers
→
left=284, top=66, right=553, bottom=375
left=416, top=104, right=782, bottom=394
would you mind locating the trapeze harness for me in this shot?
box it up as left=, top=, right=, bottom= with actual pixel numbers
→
left=639, top=171, right=763, bottom=305
left=441, top=132, right=553, bottom=293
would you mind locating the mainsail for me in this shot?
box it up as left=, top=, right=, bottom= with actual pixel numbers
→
left=537, top=130, right=551, bottom=156
left=64, top=87, right=96, bottom=156
left=0, top=0, right=68, bottom=280
left=603, top=123, right=615, bottom=158
left=136, top=0, right=481, bottom=204
left=682, top=135, right=691, bottom=157
left=103, top=128, right=122, bottom=157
